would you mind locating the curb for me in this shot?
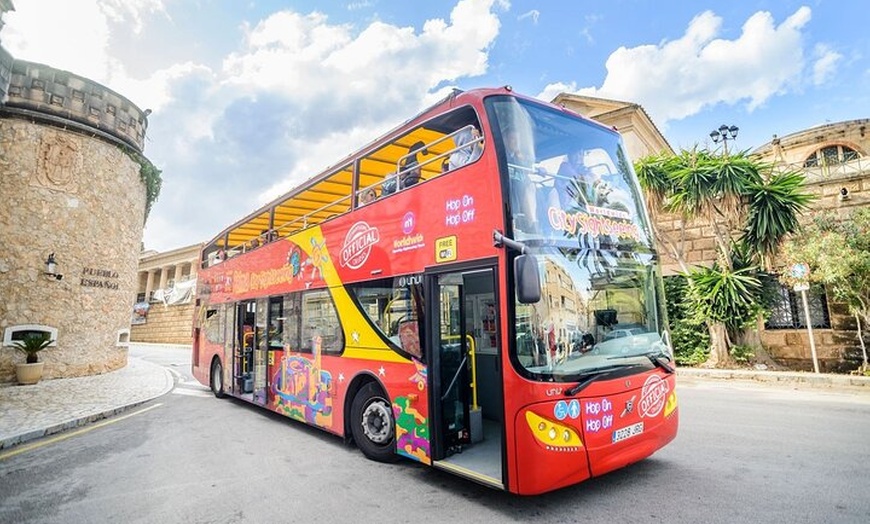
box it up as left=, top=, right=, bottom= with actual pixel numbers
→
left=676, top=367, right=870, bottom=389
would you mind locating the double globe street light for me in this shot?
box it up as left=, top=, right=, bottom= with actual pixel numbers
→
left=710, top=124, right=739, bottom=155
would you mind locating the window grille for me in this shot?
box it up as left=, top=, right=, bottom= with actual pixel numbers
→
left=765, top=282, right=831, bottom=330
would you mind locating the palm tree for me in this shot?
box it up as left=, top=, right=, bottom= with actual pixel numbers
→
left=635, top=148, right=812, bottom=367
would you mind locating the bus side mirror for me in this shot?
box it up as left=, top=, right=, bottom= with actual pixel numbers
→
left=515, top=254, right=541, bottom=304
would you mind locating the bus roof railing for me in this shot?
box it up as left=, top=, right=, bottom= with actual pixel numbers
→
left=203, top=111, right=488, bottom=268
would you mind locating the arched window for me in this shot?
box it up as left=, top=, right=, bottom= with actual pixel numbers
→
left=803, top=145, right=860, bottom=167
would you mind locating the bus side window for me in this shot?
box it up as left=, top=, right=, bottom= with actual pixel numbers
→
left=301, top=289, right=343, bottom=355
left=283, top=293, right=301, bottom=353
left=447, top=125, right=483, bottom=171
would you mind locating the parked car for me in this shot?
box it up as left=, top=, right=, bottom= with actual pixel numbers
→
left=603, top=327, right=646, bottom=341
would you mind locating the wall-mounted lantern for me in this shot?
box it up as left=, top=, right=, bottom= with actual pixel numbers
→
left=44, top=253, right=63, bottom=281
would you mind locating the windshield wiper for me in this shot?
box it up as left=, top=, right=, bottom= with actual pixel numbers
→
left=607, top=352, right=675, bottom=374
left=564, top=366, right=629, bottom=397
left=647, top=353, right=675, bottom=374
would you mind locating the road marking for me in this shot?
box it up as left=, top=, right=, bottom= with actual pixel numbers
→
left=0, top=403, right=163, bottom=461
left=172, top=388, right=212, bottom=398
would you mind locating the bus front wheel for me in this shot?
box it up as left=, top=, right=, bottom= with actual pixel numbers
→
left=210, top=358, right=225, bottom=399
left=351, top=382, right=397, bottom=463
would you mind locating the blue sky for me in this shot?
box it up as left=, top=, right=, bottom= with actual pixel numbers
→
left=3, top=0, right=867, bottom=252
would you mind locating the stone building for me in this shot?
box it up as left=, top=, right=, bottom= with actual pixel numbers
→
left=131, top=243, right=201, bottom=345
left=751, top=120, right=869, bottom=370
left=553, top=92, right=868, bottom=371
left=0, top=4, right=155, bottom=382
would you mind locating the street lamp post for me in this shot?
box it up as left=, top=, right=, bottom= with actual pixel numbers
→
left=710, top=124, right=739, bottom=155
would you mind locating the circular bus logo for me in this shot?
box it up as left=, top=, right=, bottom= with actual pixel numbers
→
left=402, top=212, right=416, bottom=234
left=340, top=221, right=380, bottom=269
left=639, top=374, right=669, bottom=418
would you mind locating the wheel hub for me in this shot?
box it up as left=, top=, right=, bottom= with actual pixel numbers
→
left=361, top=399, right=392, bottom=444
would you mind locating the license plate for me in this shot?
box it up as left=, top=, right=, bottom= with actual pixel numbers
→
left=612, top=422, right=644, bottom=443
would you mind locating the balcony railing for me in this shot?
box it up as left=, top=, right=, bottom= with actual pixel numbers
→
left=778, top=156, right=870, bottom=183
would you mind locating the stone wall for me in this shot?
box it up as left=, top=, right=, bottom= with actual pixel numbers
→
left=761, top=303, right=861, bottom=372
left=131, top=303, right=195, bottom=345
left=0, top=119, right=146, bottom=382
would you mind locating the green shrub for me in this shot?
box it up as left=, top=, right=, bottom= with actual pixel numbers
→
left=729, top=344, right=755, bottom=364
left=664, top=276, right=710, bottom=366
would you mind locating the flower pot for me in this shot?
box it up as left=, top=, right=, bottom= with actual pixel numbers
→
left=15, top=361, right=45, bottom=385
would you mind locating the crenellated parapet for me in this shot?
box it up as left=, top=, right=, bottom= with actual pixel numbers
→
left=2, top=59, right=147, bottom=152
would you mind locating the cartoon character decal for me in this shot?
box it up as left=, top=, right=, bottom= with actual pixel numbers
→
left=271, top=335, right=333, bottom=428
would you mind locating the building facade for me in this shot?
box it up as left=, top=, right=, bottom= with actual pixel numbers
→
left=131, top=244, right=201, bottom=345
left=751, top=120, right=869, bottom=370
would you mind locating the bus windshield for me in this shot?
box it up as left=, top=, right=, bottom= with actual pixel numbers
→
left=487, top=95, right=670, bottom=382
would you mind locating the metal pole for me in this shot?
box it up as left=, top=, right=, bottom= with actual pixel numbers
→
left=800, top=289, right=820, bottom=374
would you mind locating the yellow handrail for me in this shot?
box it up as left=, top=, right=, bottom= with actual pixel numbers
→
left=443, top=333, right=478, bottom=410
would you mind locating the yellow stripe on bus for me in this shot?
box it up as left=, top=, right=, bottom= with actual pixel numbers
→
left=342, top=346, right=410, bottom=363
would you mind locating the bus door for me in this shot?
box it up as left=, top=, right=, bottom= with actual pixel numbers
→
left=233, top=301, right=256, bottom=398
left=428, top=265, right=504, bottom=489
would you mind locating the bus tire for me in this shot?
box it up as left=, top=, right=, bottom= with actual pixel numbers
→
left=350, top=382, right=397, bottom=463
left=210, top=358, right=225, bottom=399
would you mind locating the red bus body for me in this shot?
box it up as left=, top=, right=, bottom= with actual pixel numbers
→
left=192, top=87, right=678, bottom=495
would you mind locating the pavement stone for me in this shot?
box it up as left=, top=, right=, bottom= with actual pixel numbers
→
left=0, top=356, right=174, bottom=450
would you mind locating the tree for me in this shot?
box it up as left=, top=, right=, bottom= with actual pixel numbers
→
left=779, top=209, right=870, bottom=373
left=635, top=148, right=813, bottom=367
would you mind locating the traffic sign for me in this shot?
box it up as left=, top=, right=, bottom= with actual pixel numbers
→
left=790, top=263, right=810, bottom=280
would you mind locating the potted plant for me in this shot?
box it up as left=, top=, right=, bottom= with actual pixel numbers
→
left=12, top=332, right=54, bottom=385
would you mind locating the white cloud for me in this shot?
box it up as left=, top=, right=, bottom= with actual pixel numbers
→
left=3, top=0, right=114, bottom=82
left=2, top=0, right=169, bottom=109
left=812, top=43, right=842, bottom=85
left=536, top=81, right=577, bottom=103
left=518, top=10, right=539, bottom=24
left=3, top=0, right=504, bottom=251
left=541, top=6, right=815, bottom=123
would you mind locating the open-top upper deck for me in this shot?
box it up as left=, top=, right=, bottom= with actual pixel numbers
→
left=200, top=87, right=525, bottom=267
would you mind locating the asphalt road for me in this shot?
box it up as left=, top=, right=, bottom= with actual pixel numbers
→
left=0, top=348, right=868, bottom=523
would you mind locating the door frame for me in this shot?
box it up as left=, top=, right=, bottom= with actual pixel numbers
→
left=424, top=258, right=502, bottom=462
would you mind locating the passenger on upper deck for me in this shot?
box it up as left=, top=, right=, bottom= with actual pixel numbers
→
left=399, top=141, right=425, bottom=190
left=381, top=140, right=425, bottom=196
left=448, top=126, right=482, bottom=171
left=359, top=187, right=377, bottom=206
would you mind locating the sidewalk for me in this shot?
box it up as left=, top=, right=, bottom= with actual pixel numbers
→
left=0, top=356, right=174, bottom=450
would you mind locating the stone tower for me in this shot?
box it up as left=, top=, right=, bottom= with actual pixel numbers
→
left=0, top=4, right=159, bottom=382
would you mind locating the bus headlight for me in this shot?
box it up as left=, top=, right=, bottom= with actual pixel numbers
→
left=524, top=410, right=583, bottom=451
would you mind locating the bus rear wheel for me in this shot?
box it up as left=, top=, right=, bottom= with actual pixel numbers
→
left=351, top=382, right=397, bottom=463
left=210, top=358, right=225, bottom=398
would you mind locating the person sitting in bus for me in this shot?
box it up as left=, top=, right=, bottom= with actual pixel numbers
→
left=359, top=187, right=377, bottom=206
left=550, top=148, right=591, bottom=210
left=448, top=126, right=482, bottom=171
left=399, top=141, right=426, bottom=189
left=505, top=126, right=539, bottom=232
left=381, top=173, right=398, bottom=196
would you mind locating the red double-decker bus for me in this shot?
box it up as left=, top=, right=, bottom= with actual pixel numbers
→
left=192, top=86, right=678, bottom=494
